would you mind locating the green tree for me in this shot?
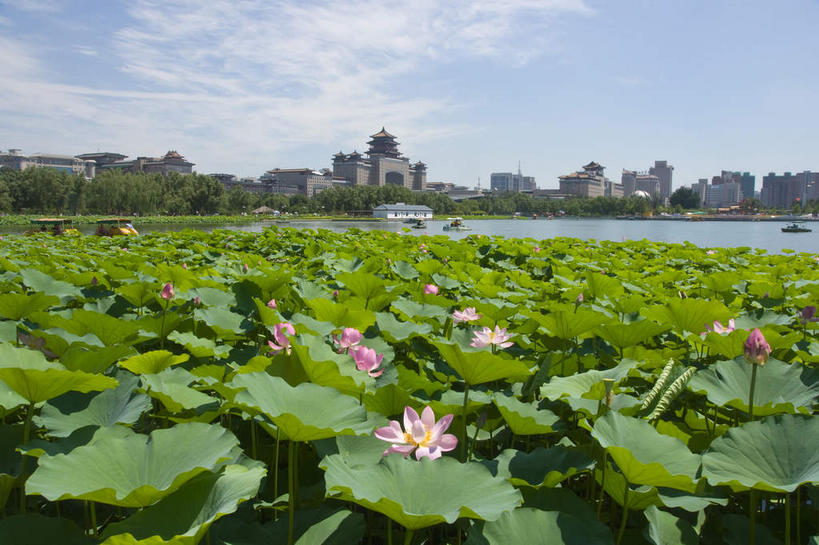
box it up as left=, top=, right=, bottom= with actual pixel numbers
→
left=669, top=187, right=700, bottom=209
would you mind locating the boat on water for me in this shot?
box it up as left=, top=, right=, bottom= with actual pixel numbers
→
left=781, top=222, right=812, bottom=233
left=443, top=217, right=471, bottom=232
left=96, top=218, right=138, bottom=236
left=410, top=219, right=426, bottom=229
left=28, top=218, right=79, bottom=236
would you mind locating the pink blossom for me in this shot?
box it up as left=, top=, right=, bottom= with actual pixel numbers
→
left=452, top=307, right=481, bottom=323
left=332, top=289, right=339, bottom=298
left=182, top=263, right=188, bottom=269
left=534, top=246, right=541, bottom=253
left=350, top=345, right=384, bottom=377
left=706, top=250, right=716, bottom=255
left=333, top=327, right=362, bottom=352
left=703, top=319, right=736, bottom=336
left=470, top=326, right=514, bottom=349
left=374, top=406, right=458, bottom=460
left=242, top=263, right=248, bottom=272
left=193, top=296, right=201, bottom=306
left=160, top=283, right=175, bottom=301
left=576, top=293, right=584, bottom=304
left=744, top=328, right=771, bottom=366
left=424, top=284, right=439, bottom=295
left=268, top=322, right=296, bottom=355
left=267, top=299, right=277, bottom=309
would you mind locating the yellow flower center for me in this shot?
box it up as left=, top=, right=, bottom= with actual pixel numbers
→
left=404, top=429, right=432, bottom=447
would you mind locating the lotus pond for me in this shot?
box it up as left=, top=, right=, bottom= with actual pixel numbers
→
left=0, top=227, right=817, bottom=544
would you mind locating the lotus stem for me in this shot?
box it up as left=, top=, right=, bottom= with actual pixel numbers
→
left=403, top=528, right=414, bottom=545
left=288, top=441, right=296, bottom=545
left=250, top=418, right=257, bottom=460
left=159, top=298, right=169, bottom=349
left=748, top=363, right=758, bottom=420
left=387, top=519, right=393, bottom=545
left=785, top=492, right=790, bottom=545
left=616, top=479, right=629, bottom=545
left=796, top=487, right=801, bottom=545
left=749, top=489, right=757, bottom=545
left=596, top=452, right=607, bottom=518
left=19, top=402, right=34, bottom=514
left=90, top=501, right=98, bottom=537
left=460, top=384, right=470, bottom=461
left=273, top=428, right=280, bottom=521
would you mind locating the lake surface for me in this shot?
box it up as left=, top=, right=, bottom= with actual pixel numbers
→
left=3, top=218, right=817, bottom=254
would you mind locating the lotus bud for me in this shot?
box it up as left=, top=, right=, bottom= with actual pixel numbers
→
left=800, top=306, right=817, bottom=325
left=603, top=378, right=615, bottom=407
left=243, top=263, right=248, bottom=272
left=193, top=296, right=201, bottom=306
left=267, top=299, right=277, bottom=309
left=160, top=282, right=175, bottom=301
left=182, top=263, right=188, bottom=269
left=743, top=328, right=771, bottom=366
left=333, top=290, right=339, bottom=298
left=424, top=284, right=439, bottom=295
left=575, top=293, right=584, bottom=305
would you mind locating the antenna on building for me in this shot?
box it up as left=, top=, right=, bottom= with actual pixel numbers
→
left=518, top=161, right=521, bottom=176
left=477, top=176, right=480, bottom=190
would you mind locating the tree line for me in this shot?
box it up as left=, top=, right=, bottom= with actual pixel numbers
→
left=1, top=167, right=810, bottom=217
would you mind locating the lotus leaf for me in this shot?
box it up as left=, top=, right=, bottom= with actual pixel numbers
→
left=305, top=298, right=376, bottom=331
left=195, top=308, right=252, bottom=338
left=536, top=309, right=610, bottom=340
left=262, top=507, right=367, bottom=545
left=0, top=514, right=92, bottom=545
left=0, top=424, right=23, bottom=510
left=433, top=342, right=531, bottom=386
left=492, top=394, right=562, bottom=435
left=119, top=350, right=191, bottom=375
left=100, top=462, right=265, bottom=545
left=391, top=260, right=420, bottom=280
left=592, top=412, right=701, bottom=492
left=375, top=311, right=432, bottom=341
left=0, top=292, right=59, bottom=321
left=20, top=268, right=82, bottom=301
left=688, top=358, right=819, bottom=415
left=540, top=360, right=637, bottom=400
left=464, top=507, right=614, bottom=545
left=27, top=423, right=240, bottom=507
left=596, top=320, right=669, bottom=350
left=62, top=344, right=138, bottom=374
left=230, top=373, right=371, bottom=441
left=719, top=514, right=783, bottom=545
left=288, top=334, right=372, bottom=395
left=320, top=454, right=521, bottom=530
left=488, top=446, right=594, bottom=488
left=0, top=343, right=118, bottom=403
left=167, top=331, right=231, bottom=359
left=140, top=368, right=217, bottom=413
left=642, top=299, right=731, bottom=336
left=701, top=414, right=819, bottom=493
left=643, top=505, right=699, bottom=545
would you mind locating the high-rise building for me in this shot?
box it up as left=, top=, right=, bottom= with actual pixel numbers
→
left=761, top=171, right=819, bottom=209
left=649, top=160, right=673, bottom=201
left=490, top=165, right=536, bottom=192
left=621, top=170, right=637, bottom=196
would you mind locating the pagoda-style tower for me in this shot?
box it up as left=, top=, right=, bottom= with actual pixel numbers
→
left=366, top=127, right=402, bottom=158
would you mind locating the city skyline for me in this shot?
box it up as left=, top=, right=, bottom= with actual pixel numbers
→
left=1, top=1, right=817, bottom=189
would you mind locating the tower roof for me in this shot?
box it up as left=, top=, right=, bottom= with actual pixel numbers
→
left=369, top=127, right=396, bottom=139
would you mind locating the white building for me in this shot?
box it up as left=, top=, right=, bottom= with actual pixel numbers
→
left=372, top=203, right=433, bottom=220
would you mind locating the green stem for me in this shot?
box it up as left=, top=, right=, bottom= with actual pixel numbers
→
left=460, top=384, right=470, bottom=462
left=796, top=487, right=801, bottom=545
left=288, top=442, right=296, bottom=545
left=748, top=363, right=758, bottom=420
left=785, top=492, right=790, bottom=545
left=403, top=528, right=414, bottom=545
left=616, top=480, right=629, bottom=545
left=90, top=501, right=98, bottom=538
left=19, top=402, right=34, bottom=514
left=250, top=418, right=257, bottom=460
left=273, top=428, right=280, bottom=521
left=387, top=519, right=393, bottom=545
left=749, top=489, right=757, bottom=545
left=596, top=452, right=607, bottom=518
left=159, top=299, right=169, bottom=349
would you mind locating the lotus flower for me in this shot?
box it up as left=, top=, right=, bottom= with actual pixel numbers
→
left=242, top=263, right=248, bottom=272
left=375, top=406, right=457, bottom=460
left=333, top=327, right=363, bottom=352
left=800, top=306, right=818, bottom=325
left=470, top=326, right=514, bottom=349
left=350, top=345, right=384, bottom=377
left=333, top=290, right=339, bottom=298
left=534, top=246, right=541, bottom=253
left=706, top=250, right=716, bottom=255
left=703, top=319, right=735, bottom=336
left=160, top=283, right=174, bottom=300
left=575, top=293, right=584, bottom=304
left=452, top=307, right=481, bottom=323
left=268, top=322, right=295, bottom=355
left=744, top=328, right=771, bottom=366
left=182, top=263, right=188, bottom=269
left=267, top=298, right=277, bottom=309
left=424, top=284, right=439, bottom=295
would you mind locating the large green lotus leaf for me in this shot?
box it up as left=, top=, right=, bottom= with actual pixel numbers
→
left=363, top=384, right=411, bottom=419
left=66, top=309, right=145, bottom=346
left=27, top=423, right=240, bottom=507
left=701, top=414, right=819, bottom=493
left=700, top=330, right=747, bottom=359
left=167, top=331, right=231, bottom=359
left=492, top=394, right=562, bottom=435
left=0, top=424, right=23, bottom=511
left=20, top=268, right=82, bottom=301
left=62, top=344, right=138, bottom=374
left=185, top=287, right=237, bottom=309
left=116, top=283, right=158, bottom=308
left=642, top=299, right=731, bottom=336
left=520, top=487, right=597, bottom=520
left=140, top=368, right=217, bottom=413
left=0, top=343, right=118, bottom=403
left=194, top=308, right=252, bottom=337
left=688, top=358, right=819, bottom=415
left=432, top=272, right=461, bottom=290
left=287, top=312, right=335, bottom=337
left=464, top=507, right=614, bottom=545
left=119, top=350, right=191, bottom=375
left=540, top=360, right=638, bottom=400
left=289, top=334, right=372, bottom=395
left=100, top=462, right=265, bottom=545
left=536, top=309, right=610, bottom=340
left=320, top=454, right=521, bottom=530
left=375, top=311, right=433, bottom=342
left=592, top=412, right=701, bottom=492
left=489, top=447, right=594, bottom=488
left=230, top=373, right=370, bottom=441
left=585, top=270, right=624, bottom=300
left=426, top=388, right=492, bottom=417
left=643, top=505, right=699, bottom=545
left=0, top=292, right=59, bottom=321
left=30, top=327, right=104, bottom=357
left=335, top=271, right=387, bottom=301
left=35, top=373, right=151, bottom=437
left=391, top=298, right=448, bottom=321
left=596, top=320, right=669, bottom=350
left=0, top=379, right=26, bottom=413
left=262, top=507, right=367, bottom=545
left=0, top=514, right=92, bottom=545
left=433, top=342, right=531, bottom=386
left=391, top=260, right=420, bottom=280
left=304, top=298, right=376, bottom=331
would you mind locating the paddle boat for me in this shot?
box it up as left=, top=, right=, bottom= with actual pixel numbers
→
left=443, top=217, right=471, bottom=232
left=96, top=218, right=139, bottom=236
left=28, top=218, right=79, bottom=236
left=781, top=222, right=812, bottom=233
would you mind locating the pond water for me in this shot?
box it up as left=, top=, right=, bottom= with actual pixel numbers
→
left=3, top=218, right=817, bottom=254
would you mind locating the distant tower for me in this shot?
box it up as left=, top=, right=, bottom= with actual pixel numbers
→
left=649, top=160, right=673, bottom=201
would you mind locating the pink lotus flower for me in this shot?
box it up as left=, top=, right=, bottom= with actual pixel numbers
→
left=193, top=296, right=201, bottom=306
left=350, top=345, right=384, bottom=377
left=744, top=328, right=771, bottom=366
left=706, top=250, right=716, bottom=255
left=374, top=406, right=457, bottom=460
left=268, top=322, right=295, bottom=355
left=160, top=283, right=175, bottom=300
left=424, top=284, right=439, bottom=295
left=452, top=307, right=481, bottom=323
left=333, top=327, right=362, bottom=352
left=470, top=326, right=514, bottom=349
left=267, top=299, right=277, bottom=309
left=703, top=319, right=736, bottom=336
left=242, top=263, right=248, bottom=272
left=332, top=289, right=339, bottom=298
left=182, top=263, right=188, bottom=269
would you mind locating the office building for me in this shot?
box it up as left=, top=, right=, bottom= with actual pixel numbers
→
left=558, top=161, right=608, bottom=198
left=97, top=150, right=194, bottom=175
left=0, top=149, right=96, bottom=178
left=649, top=160, right=674, bottom=201
left=490, top=166, right=536, bottom=192
left=761, top=171, right=819, bottom=209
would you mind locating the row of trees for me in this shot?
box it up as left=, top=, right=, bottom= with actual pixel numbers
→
left=3, top=167, right=815, bottom=217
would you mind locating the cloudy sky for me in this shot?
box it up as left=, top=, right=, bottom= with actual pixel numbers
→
left=1, top=0, right=817, bottom=189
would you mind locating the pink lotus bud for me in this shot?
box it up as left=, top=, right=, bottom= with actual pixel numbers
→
left=267, top=299, right=277, bottom=309
left=576, top=293, right=584, bottom=304
left=424, top=284, right=438, bottom=295
left=243, top=263, right=248, bottom=272
left=182, top=263, right=188, bottom=269
left=333, top=290, right=339, bottom=298
left=744, top=328, right=771, bottom=366
left=160, top=283, right=175, bottom=300
left=193, top=296, right=201, bottom=306
left=534, top=246, right=541, bottom=253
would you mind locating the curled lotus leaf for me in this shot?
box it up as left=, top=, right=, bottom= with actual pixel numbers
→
left=26, top=423, right=240, bottom=507
left=119, top=350, right=190, bottom=375
left=701, top=414, right=819, bottom=493
left=320, top=454, right=521, bottom=530
left=464, top=507, right=614, bottom=545
left=540, top=360, right=638, bottom=400
left=492, top=394, right=562, bottom=435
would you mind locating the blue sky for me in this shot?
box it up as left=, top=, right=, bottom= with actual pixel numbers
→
left=1, top=0, right=817, bottom=190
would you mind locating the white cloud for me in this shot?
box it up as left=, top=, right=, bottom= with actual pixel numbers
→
left=0, top=0, right=592, bottom=174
